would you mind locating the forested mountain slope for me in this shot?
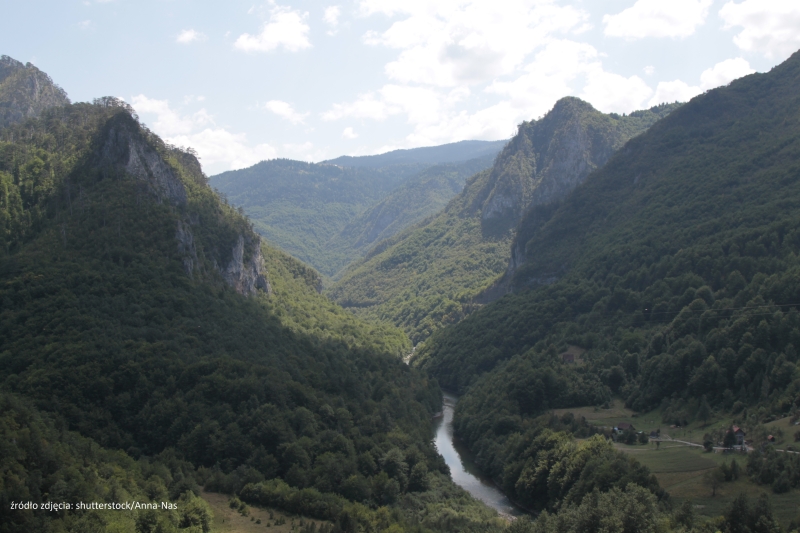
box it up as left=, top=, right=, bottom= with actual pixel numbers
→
left=329, top=155, right=496, bottom=265
left=210, top=147, right=502, bottom=278
left=0, top=99, right=503, bottom=532
left=0, top=55, right=69, bottom=129
left=414, top=49, right=800, bottom=509
left=330, top=98, right=678, bottom=344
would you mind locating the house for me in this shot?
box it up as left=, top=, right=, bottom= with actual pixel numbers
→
left=617, top=422, right=635, bottom=431
left=732, top=425, right=746, bottom=446
left=561, top=352, right=575, bottom=364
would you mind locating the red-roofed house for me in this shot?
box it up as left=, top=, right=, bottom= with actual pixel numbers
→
left=732, top=426, right=746, bottom=446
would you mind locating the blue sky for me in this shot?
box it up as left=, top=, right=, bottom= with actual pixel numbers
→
left=3, top=0, right=799, bottom=175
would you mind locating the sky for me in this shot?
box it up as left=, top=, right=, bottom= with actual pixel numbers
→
left=3, top=1, right=800, bottom=175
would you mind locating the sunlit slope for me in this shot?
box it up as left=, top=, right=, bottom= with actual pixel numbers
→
left=330, top=98, right=678, bottom=344
left=417, top=49, right=800, bottom=408
left=414, top=51, right=800, bottom=522
left=210, top=141, right=505, bottom=278
left=0, top=100, right=501, bottom=532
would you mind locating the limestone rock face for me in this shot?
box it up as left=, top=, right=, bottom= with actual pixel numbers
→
left=474, top=98, right=621, bottom=234
left=221, top=235, right=271, bottom=296
left=176, top=219, right=199, bottom=276
left=0, top=55, right=70, bottom=128
left=96, top=111, right=270, bottom=296
left=474, top=97, right=680, bottom=298
left=96, top=116, right=188, bottom=206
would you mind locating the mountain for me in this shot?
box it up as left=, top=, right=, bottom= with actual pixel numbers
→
left=211, top=159, right=420, bottom=276
left=323, top=139, right=507, bottom=167
left=328, top=155, right=496, bottom=264
left=0, top=98, right=503, bottom=532
left=0, top=55, right=69, bottom=129
left=210, top=143, right=505, bottom=278
left=329, top=98, right=679, bottom=344
left=414, top=49, right=800, bottom=514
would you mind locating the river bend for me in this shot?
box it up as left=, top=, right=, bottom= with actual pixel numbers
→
left=433, top=392, right=523, bottom=517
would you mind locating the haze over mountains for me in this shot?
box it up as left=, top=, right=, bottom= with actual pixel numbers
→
left=329, top=98, right=680, bottom=343
left=4, top=46, right=800, bottom=533
left=211, top=142, right=505, bottom=278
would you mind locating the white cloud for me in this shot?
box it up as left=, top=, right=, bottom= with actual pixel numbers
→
left=342, top=127, right=358, bottom=139
left=170, top=129, right=277, bottom=171
left=78, top=20, right=91, bottom=30
left=489, top=40, right=654, bottom=116
left=176, top=29, right=207, bottom=44
left=323, top=38, right=664, bottom=147
left=360, top=0, right=590, bottom=87
left=648, top=80, right=701, bottom=106
left=644, top=65, right=655, bottom=75
left=235, top=3, right=311, bottom=53
left=131, top=95, right=276, bottom=171
left=322, top=92, right=395, bottom=121
left=324, top=5, right=341, bottom=35
left=323, top=83, right=508, bottom=146
left=131, top=95, right=213, bottom=136
left=699, top=57, right=755, bottom=89
left=647, top=57, right=755, bottom=106
left=603, top=0, right=712, bottom=40
left=486, top=40, right=595, bottom=119
left=183, top=95, right=206, bottom=104
left=262, top=100, right=310, bottom=124
left=580, top=71, right=653, bottom=113
left=719, top=0, right=800, bottom=59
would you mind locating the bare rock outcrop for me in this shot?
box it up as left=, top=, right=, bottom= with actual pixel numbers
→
left=95, top=115, right=188, bottom=206
left=0, top=55, right=70, bottom=129
left=221, top=235, right=271, bottom=296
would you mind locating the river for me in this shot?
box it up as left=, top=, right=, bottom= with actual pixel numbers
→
left=433, top=392, right=524, bottom=518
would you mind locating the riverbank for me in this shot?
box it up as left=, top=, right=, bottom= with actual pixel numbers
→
left=434, top=392, right=524, bottom=519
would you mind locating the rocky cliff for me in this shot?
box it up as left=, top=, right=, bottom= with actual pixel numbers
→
left=477, top=98, right=681, bottom=299
left=95, top=110, right=189, bottom=206
left=94, top=105, right=270, bottom=296
left=330, top=98, right=678, bottom=342
left=219, top=234, right=271, bottom=296
left=472, top=98, right=671, bottom=234
left=0, top=55, right=70, bottom=129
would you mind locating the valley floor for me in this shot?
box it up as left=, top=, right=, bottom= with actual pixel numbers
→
left=202, top=491, right=330, bottom=533
left=553, top=401, right=800, bottom=528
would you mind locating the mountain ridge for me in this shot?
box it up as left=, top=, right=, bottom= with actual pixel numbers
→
left=0, top=55, right=69, bottom=129
left=329, top=97, right=680, bottom=343
left=409, top=50, right=800, bottom=526
left=210, top=149, right=503, bottom=278
left=0, top=96, right=508, bottom=532
left=322, top=139, right=507, bottom=168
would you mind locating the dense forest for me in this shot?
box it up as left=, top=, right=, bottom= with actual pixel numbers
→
left=414, top=49, right=800, bottom=523
left=210, top=144, right=503, bottom=279
left=329, top=99, right=680, bottom=344
left=4, top=45, right=800, bottom=533
left=0, top=98, right=507, bottom=532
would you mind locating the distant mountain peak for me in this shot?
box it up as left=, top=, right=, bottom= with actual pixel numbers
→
left=322, top=139, right=508, bottom=168
left=0, top=55, right=70, bottom=129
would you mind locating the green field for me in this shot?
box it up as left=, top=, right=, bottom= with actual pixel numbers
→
left=203, top=491, right=331, bottom=533
left=616, top=442, right=800, bottom=527
left=555, top=402, right=800, bottom=528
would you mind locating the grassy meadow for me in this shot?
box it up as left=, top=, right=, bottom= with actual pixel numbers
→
left=553, top=401, right=800, bottom=528
left=203, top=491, right=331, bottom=533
